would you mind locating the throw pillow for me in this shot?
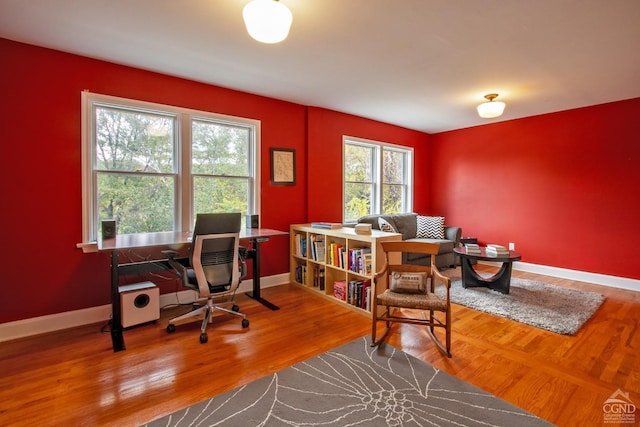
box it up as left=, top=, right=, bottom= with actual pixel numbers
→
left=389, top=271, right=428, bottom=294
left=378, top=217, right=397, bottom=233
left=416, top=215, right=445, bottom=239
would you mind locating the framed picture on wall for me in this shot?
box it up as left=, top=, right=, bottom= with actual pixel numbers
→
left=270, top=148, right=296, bottom=185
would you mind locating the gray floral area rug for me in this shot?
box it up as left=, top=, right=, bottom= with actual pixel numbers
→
left=144, top=337, right=551, bottom=426
left=440, top=268, right=605, bottom=335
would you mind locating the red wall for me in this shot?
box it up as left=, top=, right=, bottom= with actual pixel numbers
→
left=0, top=39, right=432, bottom=323
left=430, top=98, right=640, bottom=279
left=2, top=37, right=637, bottom=324
left=0, top=39, right=307, bottom=323
left=306, top=107, right=431, bottom=221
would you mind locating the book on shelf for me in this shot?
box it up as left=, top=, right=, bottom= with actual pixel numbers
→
left=313, top=266, right=325, bottom=290
left=308, top=234, right=316, bottom=260
left=294, top=234, right=307, bottom=257
left=333, top=280, right=346, bottom=301
left=329, top=243, right=345, bottom=267
left=362, top=253, right=372, bottom=275
left=311, top=222, right=342, bottom=229
left=309, top=234, right=326, bottom=262
left=315, top=241, right=326, bottom=263
left=295, top=264, right=307, bottom=284
left=348, top=247, right=372, bottom=275
left=345, top=279, right=372, bottom=310
left=347, top=280, right=361, bottom=306
left=361, top=279, right=371, bottom=311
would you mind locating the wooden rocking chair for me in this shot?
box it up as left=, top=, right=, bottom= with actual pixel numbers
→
left=371, top=241, right=452, bottom=357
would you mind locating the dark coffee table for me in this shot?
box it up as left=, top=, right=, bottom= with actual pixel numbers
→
left=453, top=246, right=522, bottom=294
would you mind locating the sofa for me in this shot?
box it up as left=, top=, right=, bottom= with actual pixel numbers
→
left=356, top=213, right=461, bottom=269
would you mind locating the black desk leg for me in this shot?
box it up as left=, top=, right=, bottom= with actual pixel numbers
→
left=244, top=238, right=280, bottom=310
left=110, top=251, right=126, bottom=352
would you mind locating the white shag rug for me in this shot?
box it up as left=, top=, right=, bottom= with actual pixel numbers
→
left=438, top=268, right=605, bottom=335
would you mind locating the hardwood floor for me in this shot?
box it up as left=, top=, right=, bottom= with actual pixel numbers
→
left=1, top=267, right=638, bottom=426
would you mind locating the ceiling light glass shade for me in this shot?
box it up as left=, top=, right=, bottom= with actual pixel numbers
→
left=477, top=94, right=506, bottom=118
left=242, top=0, right=293, bottom=44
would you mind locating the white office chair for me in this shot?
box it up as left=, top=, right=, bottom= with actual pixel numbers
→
left=164, top=213, right=249, bottom=344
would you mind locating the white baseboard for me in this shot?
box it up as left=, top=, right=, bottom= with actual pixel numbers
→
left=479, top=261, right=640, bottom=292
left=0, top=273, right=289, bottom=343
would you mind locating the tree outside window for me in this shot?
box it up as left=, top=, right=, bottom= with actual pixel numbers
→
left=95, top=107, right=176, bottom=235
left=192, top=120, right=251, bottom=217
left=343, top=137, right=412, bottom=222
left=82, top=93, right=259, bottom=242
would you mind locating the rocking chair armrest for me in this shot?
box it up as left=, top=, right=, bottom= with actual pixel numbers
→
left=431, top=264, right=451, bottom=302
left=431, top=266, right=451, bottom=289
left=373, top=261, right=389, bottom=284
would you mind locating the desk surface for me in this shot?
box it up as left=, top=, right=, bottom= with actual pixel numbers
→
left=98, top=228, right=288, bottom=252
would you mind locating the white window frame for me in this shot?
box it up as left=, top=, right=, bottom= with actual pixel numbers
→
left=342, top=136, right=413, bottom=223
left=79, top=92, right=260, bottom=246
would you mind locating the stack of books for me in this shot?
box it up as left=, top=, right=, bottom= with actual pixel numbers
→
left=348, top=247, right=372, bottom=275
left=354, top=223, right=372, bottom=235
left=346, top=279, right=371, bottom=310
left=464, top=243, right=481, bottom=255
left=309, top=234, right=326, bottom=262
left=486, top=244, right=509, bottom=257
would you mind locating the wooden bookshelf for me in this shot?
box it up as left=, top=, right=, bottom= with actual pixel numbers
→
left=290, top=224, right=401, bottom=316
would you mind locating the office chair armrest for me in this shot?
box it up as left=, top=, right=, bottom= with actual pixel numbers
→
left=238, top=246, right=248, bottom=280
left=162, top=249, right=179, bottom=259
left=162, top=250, right=189, bottom=282
left=162, top=250, right=181, bottom=268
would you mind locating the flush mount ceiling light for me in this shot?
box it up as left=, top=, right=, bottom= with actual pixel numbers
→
left=242, top=0, right=292, bottom=44
left=477, top=93, right=506, bottom=118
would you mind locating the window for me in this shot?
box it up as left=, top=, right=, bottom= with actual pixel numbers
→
left=81, top=93, right=259, bottom=243
left=343, top=136, right=412, bottom=222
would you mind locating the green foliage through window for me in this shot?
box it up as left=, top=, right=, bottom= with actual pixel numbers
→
left=83, top=93, right=258, bottom=241
left=343, top=138, right=412, bottom=222
left=95, top=107, right=176, bottom=233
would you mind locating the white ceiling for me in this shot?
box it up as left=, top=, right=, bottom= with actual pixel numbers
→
left=1, top=0, right=639, bottom=133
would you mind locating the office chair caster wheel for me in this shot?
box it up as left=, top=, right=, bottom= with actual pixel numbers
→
left=200, top=333, right=208, bottom=344
left=242, top=318, right=249, bottom=328
left=232, top=304, right=240, bottom=312
left=166, top=324, right=176, bottom=333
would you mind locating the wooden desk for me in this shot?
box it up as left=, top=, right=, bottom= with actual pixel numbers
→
left=98, top=228, right=288, bottom=352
